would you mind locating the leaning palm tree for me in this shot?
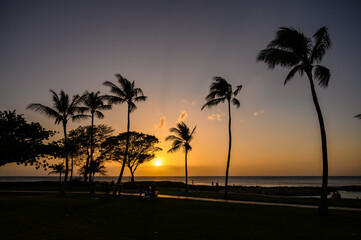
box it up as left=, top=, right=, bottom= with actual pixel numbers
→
left=257, top=26, right=332, bottom=213
left=201, top=77, right=242, bottom=197
left=103, top=74, right=147, bottom=196
left=165, top=122, right=196, bottom=193
left=27, top=90, right=87, bottom=194
left=82, top=91, right=112, bottom=192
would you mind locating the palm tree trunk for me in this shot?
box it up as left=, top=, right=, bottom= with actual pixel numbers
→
left=62, top=122, right=69, bottom=196
left=89, top=112, right=95, bottom=195
left=113, top=104, right=131, bottom=196
left=307, top=71, right=329, bottom=214
left=224, top=99, right=232, bottom=198
left=185, top=149, right=188, bottom=194
left=59, top=172, right=62, bottom=182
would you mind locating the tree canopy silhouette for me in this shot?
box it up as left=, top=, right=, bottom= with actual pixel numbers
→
left=202, top=76, right=242, bottom=197
left=0, top=110, right=55, bottom=168
left=257, top=26, right=332, bottom=213
left=165, top=122, right=196, bottom=193
left=100, top=131, right=161, bottom=182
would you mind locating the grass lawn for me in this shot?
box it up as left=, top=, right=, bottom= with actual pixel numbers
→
left=0, top=192, right=360, bottom=240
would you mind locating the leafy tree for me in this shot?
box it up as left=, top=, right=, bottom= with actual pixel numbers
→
left=0, top=110, right=55, bottom=168
left=67, top=125, right=113, bottom=182
left=165, top=122, right=196, bottom=193
left=257, top=26, right=332, bottom=213
left=103, top=74, right=147, bottom=195
left=27, top=90, right=88, bottom=194
left=48, top=163, right=67, bottom=182
left=81, top=91, right=111, bottom=191
left=201, top=77, right=242, bottom=197
left=100, top=131, right=161, bottom=182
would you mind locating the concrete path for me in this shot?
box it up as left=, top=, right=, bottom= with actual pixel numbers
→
left=1, top=190, right=361, bottom=212
left=122, top=193, right=361, bottom=212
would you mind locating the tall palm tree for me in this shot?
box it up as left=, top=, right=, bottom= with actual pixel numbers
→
left=165, top=122, right=196, bottom=193
left=27, top=90, right=87, bottom=194
left=82, top=91, right=112, bottom=191
left=257, top=26, right=332, bottom=213
left=103, top=74, right=147, bottom=196
left=201, top=77, right=242, bottom=197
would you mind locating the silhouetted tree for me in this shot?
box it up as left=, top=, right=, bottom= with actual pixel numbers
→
left=165, top=122, right=196, bottom=193
left=27, top=90, right=87, bottom=194
left=66, top=125, right=113, bottom=182
left=48, top=163, right=67, bottom=182
left=82, top=91, right=111, bottom=193
left=79, top=158, right=107, bottom=180
left=257, top=26, right=332, bottom=213
left=201, top=77, right=242, bottom=197
left=100, top=131, right=161, bottom=182
left=103, top=74, right=147, bottom=196
left=0, top=110, right=55, bottom=168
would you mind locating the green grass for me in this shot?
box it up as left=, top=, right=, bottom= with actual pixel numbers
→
left=0, top=192, right=360, bottom=240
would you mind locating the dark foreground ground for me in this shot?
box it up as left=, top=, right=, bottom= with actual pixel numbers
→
left=1, top=191, right=361, bottom=240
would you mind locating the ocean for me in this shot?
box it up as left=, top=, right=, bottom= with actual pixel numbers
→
left=1, top=176, right=360, bottom=187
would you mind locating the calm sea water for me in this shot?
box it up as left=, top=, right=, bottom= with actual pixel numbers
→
left=1, top=176, right=360, bottom=187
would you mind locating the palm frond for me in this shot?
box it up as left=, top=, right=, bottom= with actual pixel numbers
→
left=284, top=65, right=303, bottom=85
left=354, top=114, right=361, bottom=119
left=311, top=26, right=332, bottom=64
left=257, top=48, right=300, bottom=69
left=134, top=95, right=147, bottom=102
left=233, top=85, right=242, bottom=96
left=314, top=65, right=330, bottom=88
left=231, top=98, right=241, bottom=108
left=71, top=114, right=90, bottom=122
left=103, top=81, right=126, bottom=98
left=26, top=103, right=62, bottom=124
left=165, top=135, right=182, bottom=142
left=201, top=98, right=225, bottom=110
left=267, top=27, right=311, bottom=58
left=95, top=110, right=104, bottom=119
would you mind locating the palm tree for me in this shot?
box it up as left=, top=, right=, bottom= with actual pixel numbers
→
left=79, top=159, right=107, bottom=180
left=103, top=74, right=147, bottom=196
left=354, top=114, right=361, bottom=119
left=257, top=26, right=332, bottom=213
left=201, top=77, right=242, bottom=197
left=48, top=163, right=66, bottom=182
left=82, top=91, right=112, bottom=192
left=165, top=122, right=196, bottom=193
left=27, top=90, right=87, bottom=194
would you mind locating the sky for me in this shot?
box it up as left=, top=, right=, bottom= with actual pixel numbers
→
left=0, top=0, right=360, bottom=177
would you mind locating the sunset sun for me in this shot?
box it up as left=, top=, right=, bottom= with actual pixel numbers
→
left=153, top=159, right=163, bottom=167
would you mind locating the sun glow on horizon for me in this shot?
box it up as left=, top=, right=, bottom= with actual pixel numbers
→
left=153, top=158, right=163, bottom=167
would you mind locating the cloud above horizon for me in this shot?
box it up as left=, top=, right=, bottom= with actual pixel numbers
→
left=178, top=110, right=188, bottom=122
left=155, top=116, right=167, bottom=129
left=207, top=109, right=223, bottom=122
left=254, top=109, right=264, bottom=116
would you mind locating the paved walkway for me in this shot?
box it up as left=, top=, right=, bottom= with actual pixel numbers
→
left=1, top=190, right=361, bottom=212
left=123, top=193, right=361, bottom=212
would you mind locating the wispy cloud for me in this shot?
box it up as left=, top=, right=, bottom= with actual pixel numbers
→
left=207, top=114, right=222, bottom=121
left=254, top=109, right=264, bottom=116
left=178, top=110, right=188, bottom=122
left=207, top=109, right=223, bottom=122
left=155, top=116, right=166, bottom=129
